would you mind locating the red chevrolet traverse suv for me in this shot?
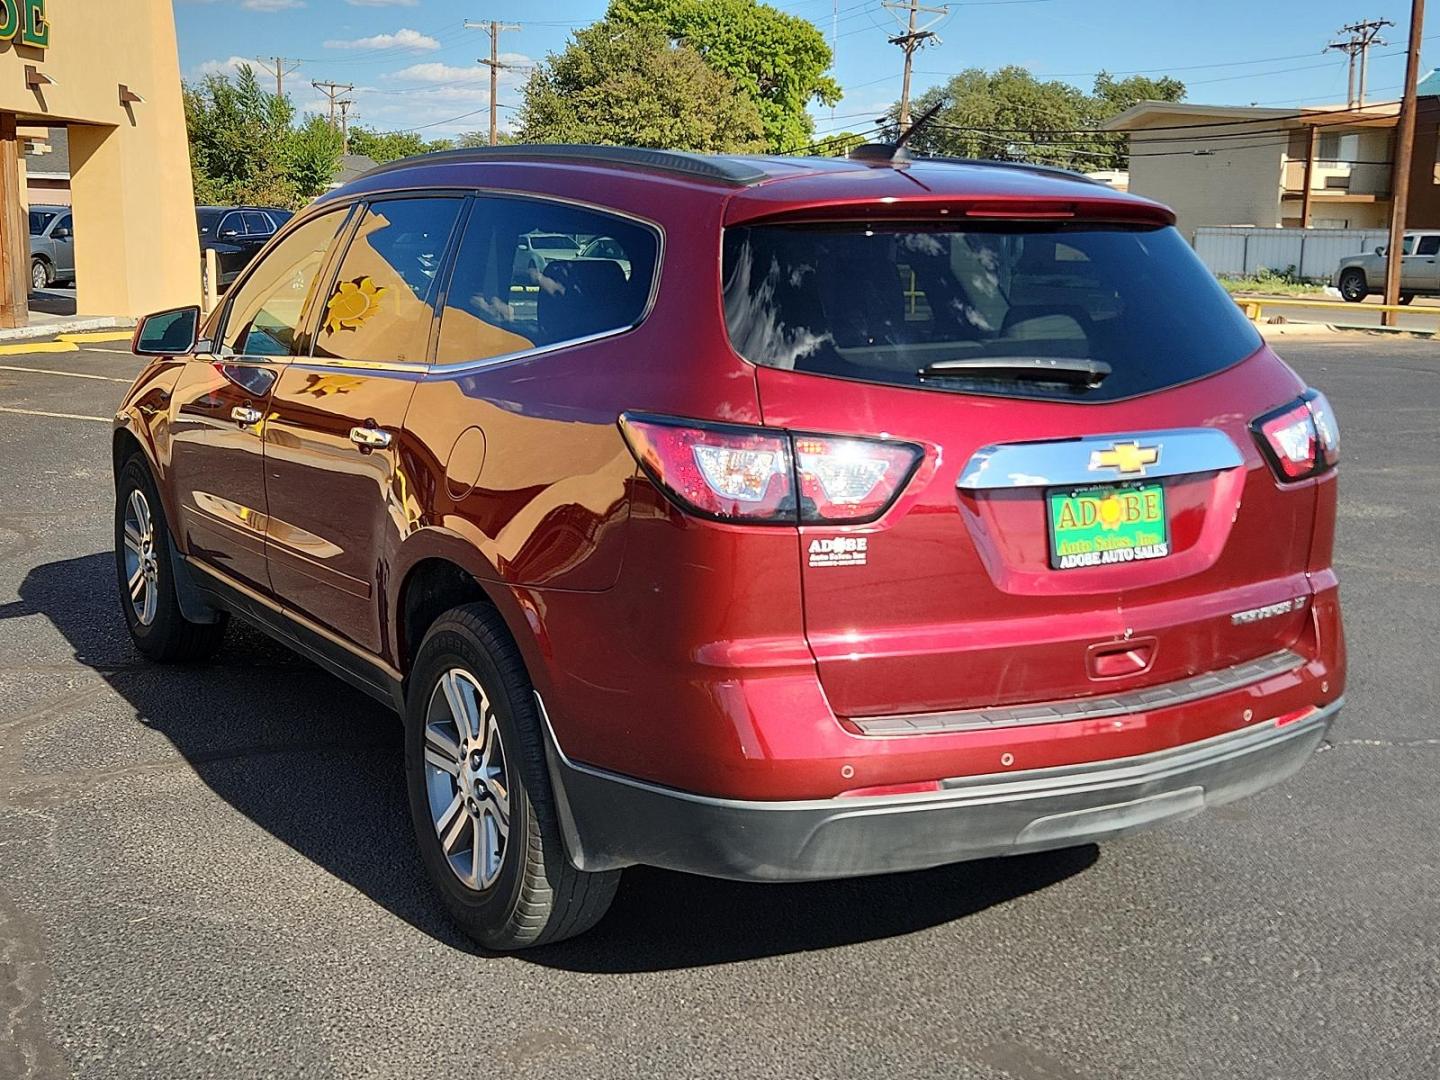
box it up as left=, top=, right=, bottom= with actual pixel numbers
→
left=114, top=145, right=1345, bottom=949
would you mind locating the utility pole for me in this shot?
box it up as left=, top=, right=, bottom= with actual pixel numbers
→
left=883, top=0, right=947, bottom=132
left=337, top=99, right=355, bottom=155
left=465, top=20, right=521, bottom=146
left=251, top=56, right=302, bottom=99
left=312, top=81, right=355, bottom=131
left=1327, top=19, right=1392, bottom=107
left=1384, top=0, right=1424, bottom=325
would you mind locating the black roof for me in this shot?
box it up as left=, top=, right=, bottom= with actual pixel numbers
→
left=362, top=144, right=772, bottom=187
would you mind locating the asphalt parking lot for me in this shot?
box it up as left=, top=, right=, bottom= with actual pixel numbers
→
left=1, top=333, right=1436, bottom=1080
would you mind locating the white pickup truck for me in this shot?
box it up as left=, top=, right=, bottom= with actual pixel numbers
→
left=1333, top=231, right=1440, bottom=303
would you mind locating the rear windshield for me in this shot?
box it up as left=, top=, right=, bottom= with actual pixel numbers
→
left=722, top=222, right=1262, bottom=402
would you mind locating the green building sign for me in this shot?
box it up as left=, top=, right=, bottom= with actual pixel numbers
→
left=0, top=0, right=49, bottom=49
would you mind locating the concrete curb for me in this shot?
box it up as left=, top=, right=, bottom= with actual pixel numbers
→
left=0, top=316, right=136, bottom=343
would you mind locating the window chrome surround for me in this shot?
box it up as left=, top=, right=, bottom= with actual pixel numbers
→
left=956, top=427, right=1244, bottom=491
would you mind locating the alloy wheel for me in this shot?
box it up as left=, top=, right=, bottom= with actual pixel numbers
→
left=1340, top=272, right=1366, bottom=302
left=423, top=668, right=511, bottom=890
left=121, top=489, right=160, bottom=626
left=31, top=261, right=46, bottom=291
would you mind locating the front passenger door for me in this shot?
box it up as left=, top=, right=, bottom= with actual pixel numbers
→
left=167, top=208, right=351, bottom=595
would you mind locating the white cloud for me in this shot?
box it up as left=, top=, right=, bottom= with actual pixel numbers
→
left=243, top=0, right=304, bottom=9
left=326, top=27, right=438, bottom=50
left=386, top=56, right=530, bottom=85
left=195, top=55, right=249, bottom=77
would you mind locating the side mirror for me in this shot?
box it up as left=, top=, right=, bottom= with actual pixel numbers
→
left=134, top=305, right=200, bottom=356
left=1376, top=246, right=1386, bottom=255
left=52, top=227, right=70, bottom=239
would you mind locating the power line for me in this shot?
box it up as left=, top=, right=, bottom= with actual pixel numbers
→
left=1327, top=18, right=1393, bottom=107
left=312, top=80, right=355, bottom=131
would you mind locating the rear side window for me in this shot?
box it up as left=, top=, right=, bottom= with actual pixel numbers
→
left=313, top=196, right=465, bottom=364
left=722, top=222, right=1262, bottom=402
left=221, top=209, right=347, bottom=357
left=434, top=196, right=658, bottom=366
left=242, top=211, right=272, bottom=236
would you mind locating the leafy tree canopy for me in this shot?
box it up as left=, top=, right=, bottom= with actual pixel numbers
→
left=184, top=65, right=343, bottom=208
left=347, top=127, right=453, bottom=164
left=895, top=66, right=1186, bottom=171
left=608, top=0, right=840, bottom=152
left=517, top=23, right=766, bottom=153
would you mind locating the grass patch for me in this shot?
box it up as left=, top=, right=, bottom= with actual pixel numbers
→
left=1218, top=266, right=1331, bottom=297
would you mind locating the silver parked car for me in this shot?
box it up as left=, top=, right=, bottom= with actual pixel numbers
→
left=28, top=204, right=75, bottom=291
left=1333, top=230, right=1440, bottom=303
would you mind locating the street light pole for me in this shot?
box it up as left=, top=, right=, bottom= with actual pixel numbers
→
left=1383, top=0, right=1425, bottom=326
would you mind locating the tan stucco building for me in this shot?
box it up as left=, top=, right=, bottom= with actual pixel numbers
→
left=0, top=0, right=198, bottom=326
left=1104, top=99, right=1440, bottom=242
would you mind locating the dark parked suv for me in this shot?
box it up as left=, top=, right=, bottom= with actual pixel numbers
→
left=116, top=145, right=1345, bottom=949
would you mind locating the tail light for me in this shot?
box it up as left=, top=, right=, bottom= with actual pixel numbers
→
left=1251, top=390, right=1339, bottom=482
left=619, top=413, right=921, bottom=525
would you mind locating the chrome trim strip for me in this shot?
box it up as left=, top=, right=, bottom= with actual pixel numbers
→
left=956, top=427, right=1244, bottom=491
left=851, top=648, right=1306, bottom=736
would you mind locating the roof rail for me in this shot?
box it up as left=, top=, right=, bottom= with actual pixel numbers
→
left=358, top=144, right=771, bottom=187
left=915, top=156, right=1107, bottom=186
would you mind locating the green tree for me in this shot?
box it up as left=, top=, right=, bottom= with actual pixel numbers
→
left=347, top=126, right=453, bottom=164
left=609, top=0, right=840, bottom=152
left=812, top=130, right=864, bottom=157
left=184, top=65, right=343, bottom=207
left=458, top=129, right=520, bottom=148
left=517, top=23, right=765, bottom=152
left=894, top=65, right=1185, bottom=171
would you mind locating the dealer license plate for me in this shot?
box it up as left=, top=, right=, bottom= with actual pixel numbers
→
left=1047, top=482, right=1171, bottom=571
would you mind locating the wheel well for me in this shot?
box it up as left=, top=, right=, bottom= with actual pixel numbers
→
left=397, top=558, right=492, bottom=675
left=32, top=252, right=51, bottom=265
left=113, top=429, right=145, bottom=479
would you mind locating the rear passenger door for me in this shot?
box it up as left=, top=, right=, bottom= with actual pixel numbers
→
left=262, top=194, right=466, bottom=657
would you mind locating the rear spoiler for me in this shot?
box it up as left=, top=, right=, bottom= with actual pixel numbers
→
left=723, top=194, right=1176, bottom=229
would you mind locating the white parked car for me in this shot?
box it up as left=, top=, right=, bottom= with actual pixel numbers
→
left=1332, top=231, right=1440, bottom=303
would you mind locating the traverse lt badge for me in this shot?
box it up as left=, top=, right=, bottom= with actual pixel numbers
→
left=1089, top=440, right=1161, bottom=476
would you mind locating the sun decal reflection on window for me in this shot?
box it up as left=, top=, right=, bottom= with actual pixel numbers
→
left=324, top=276, right=387, bottom=334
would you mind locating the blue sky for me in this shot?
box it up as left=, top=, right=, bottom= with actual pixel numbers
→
left=173, top=0, right=1430, bottom=142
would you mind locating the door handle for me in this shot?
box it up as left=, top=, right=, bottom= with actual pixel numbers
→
left=231, top=405, right=263, bottom=425
left=350, top=425, right=392, bottom=450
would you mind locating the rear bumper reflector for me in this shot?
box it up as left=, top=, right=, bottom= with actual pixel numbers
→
left=849, top=648, right=1306, bottom=736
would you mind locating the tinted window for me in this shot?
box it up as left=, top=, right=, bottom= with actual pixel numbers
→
left=435, top=197, right=658, bottom=366
left=722, top=223, right=1263, bottom=403
left=312, top=196, right=464, bottom=364
left=218, top=213, right=244, bottom=238
left=1418, top=235, right=1440, bottom=256
left=242, top=211, right=272, bottom=236
left=28, top=210, right=54, bottom=235
left=221, top=209, right=347, bottom=357
left=55, top=215, right=72, bottom=236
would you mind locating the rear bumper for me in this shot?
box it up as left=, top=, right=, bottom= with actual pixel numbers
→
left=542, top=698, right=1340, bottom=882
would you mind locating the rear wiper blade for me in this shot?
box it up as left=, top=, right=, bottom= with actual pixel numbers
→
left=918, top=357, right=1112, bottom=387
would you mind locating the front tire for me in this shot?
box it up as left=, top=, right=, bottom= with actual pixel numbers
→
left=1339, top=269, right=1368, bottom=303
left=1400, top=293, right=1416, bottom=306
left=30, top=257, right=48, bottom=292
left=405, top=603, right=620, bottom=950
left=114, top=455, right=228, bottom=662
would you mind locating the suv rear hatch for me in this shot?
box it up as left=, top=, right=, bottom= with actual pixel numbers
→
left=723, top=199, right=1318, bottom=721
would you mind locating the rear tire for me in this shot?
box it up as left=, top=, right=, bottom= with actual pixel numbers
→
left=1339, top=269, right=1368, bottom=303
left=115, top=455, right=228, bottom=662
left=405, top=603, right=620, bottom=950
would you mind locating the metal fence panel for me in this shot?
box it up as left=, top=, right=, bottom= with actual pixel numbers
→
left=1193, top=227, right=1391, bottom=281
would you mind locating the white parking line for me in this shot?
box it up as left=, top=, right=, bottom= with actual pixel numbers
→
left=0, top=405, right=111, bottom=423
left=0, top=363, right=130, bottom=383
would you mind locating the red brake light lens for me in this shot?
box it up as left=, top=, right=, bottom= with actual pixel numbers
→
left=1252, top=390, right=1339, bottom=482
left=619, top=414, right=794, bottom=523
left=619, top=415, right=921, bottom=525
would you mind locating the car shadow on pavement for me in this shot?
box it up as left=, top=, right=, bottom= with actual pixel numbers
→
left=6, top=551, right=1098, bottom=971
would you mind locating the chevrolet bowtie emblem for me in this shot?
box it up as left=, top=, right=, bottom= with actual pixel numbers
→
left=1089, top=441, right=1161, bottom=475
